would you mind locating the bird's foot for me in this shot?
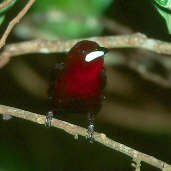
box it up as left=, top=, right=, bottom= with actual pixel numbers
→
left=86, top=113, right=95, bottom=143
left=86, top=123, right=94, bottom=143
left=45, top=111, right=53, bottom=127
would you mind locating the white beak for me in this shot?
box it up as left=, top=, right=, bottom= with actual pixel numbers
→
left=85, top=51, right=105, bottom=62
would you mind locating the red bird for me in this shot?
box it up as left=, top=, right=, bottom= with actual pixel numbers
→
left=46, top=40, right=108, bottom=142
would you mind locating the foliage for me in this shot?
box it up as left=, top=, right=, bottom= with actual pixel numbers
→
left=153, top=0, right=171, bottom=33
left=0, top=0, right=16, bottom=25
left=15, top=0, right=113, bottom=39
left=154, top=0, right=171, bottom=10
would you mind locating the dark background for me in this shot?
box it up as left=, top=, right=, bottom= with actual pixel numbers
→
left=0, top=0, right=171, bottom=170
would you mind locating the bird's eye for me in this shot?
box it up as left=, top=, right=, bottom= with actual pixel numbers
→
left=81, top=49, right=86, bottom=55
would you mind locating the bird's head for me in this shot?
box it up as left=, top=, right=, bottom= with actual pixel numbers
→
left=66, top=40, right=108, bottom=68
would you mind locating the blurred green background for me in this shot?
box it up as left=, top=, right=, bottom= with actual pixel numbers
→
left=0, top=0, right=171, bottom=170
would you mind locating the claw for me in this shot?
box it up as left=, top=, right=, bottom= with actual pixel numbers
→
left=45, top=111, right=53, bottom=127
left=86, top=113, right=95, bottom=143
left=87, top=123, right=94, bottom=143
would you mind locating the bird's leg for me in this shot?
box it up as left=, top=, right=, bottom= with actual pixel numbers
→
left=45, top=111, right=54, bottom=127
left=86, top=113, right=95, bottom=143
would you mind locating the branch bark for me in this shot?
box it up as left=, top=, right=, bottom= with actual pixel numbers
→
left=0, top=0, right=14, bottom=9
left=0, top=104, right=170, bottom=170
left=0, top=0, right=35, bottom=49
left=1, top=32, right=171, bottom=87
left=0, top=33, right=171, bottom=68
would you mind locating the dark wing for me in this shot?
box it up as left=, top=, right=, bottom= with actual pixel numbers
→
left=101, top=67, right=107, bottom=90
left=48, top=62, right=65, bottom=100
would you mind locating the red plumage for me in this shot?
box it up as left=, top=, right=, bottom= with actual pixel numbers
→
left=47, top=40, right=108, bottom=141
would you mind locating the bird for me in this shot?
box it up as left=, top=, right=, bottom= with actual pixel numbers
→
left=46, top=40, right=108, bottom=142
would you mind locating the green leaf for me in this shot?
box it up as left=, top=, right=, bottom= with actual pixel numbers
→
left=0, top=15, right=5, bottom=25
left=154, top=2, right=171, bottom=33
left=0, top=0, right=16, bottom=26
left=36, top=15, right=102, bottom=39
left=16, top=0, right=113, bottom=39
left=154, top=0, right=171, bottom=10
left=31, top=0, right=113, bottom=17
left=0, top=0, right=16, bottom=14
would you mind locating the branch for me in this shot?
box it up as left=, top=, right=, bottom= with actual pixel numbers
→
left=0, top=0, right=35, bottom=49
left=0, top=0, right=14, bottom=9
left=0, top=33, right=171, bottom=68
left=1, top=32, right=171, bottom=87
left=0, top=104, right=170, bottom=170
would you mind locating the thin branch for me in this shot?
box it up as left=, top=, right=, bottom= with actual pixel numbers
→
left=0, top=33, right=171, bottom=68
left=131, top=158, right=141, bottom=171
left=0, top=0, right=35, bottom=49
left=0, top=104, right=170, bottom=170
left=0, top=0, right=14, bottom=9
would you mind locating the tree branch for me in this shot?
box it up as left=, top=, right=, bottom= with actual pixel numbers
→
left=1, top=32, right=171, bottom=87
left=0, top=0, right=14, bottom=9
left=0, top=0, right=35, bottom=49
left=0, top=104, right=170, bottom=170
left=0, top=32, right=171, bottom=68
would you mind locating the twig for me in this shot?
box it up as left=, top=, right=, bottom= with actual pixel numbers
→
left=0, top=0, right=14, bottom=9
left=0, top=33, right=171, bottom=68
left=0, top=0, right=35, bottom=49
left=0, top=104, right=170, bottom=170
left=132, top=158, right=141, bottom=171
